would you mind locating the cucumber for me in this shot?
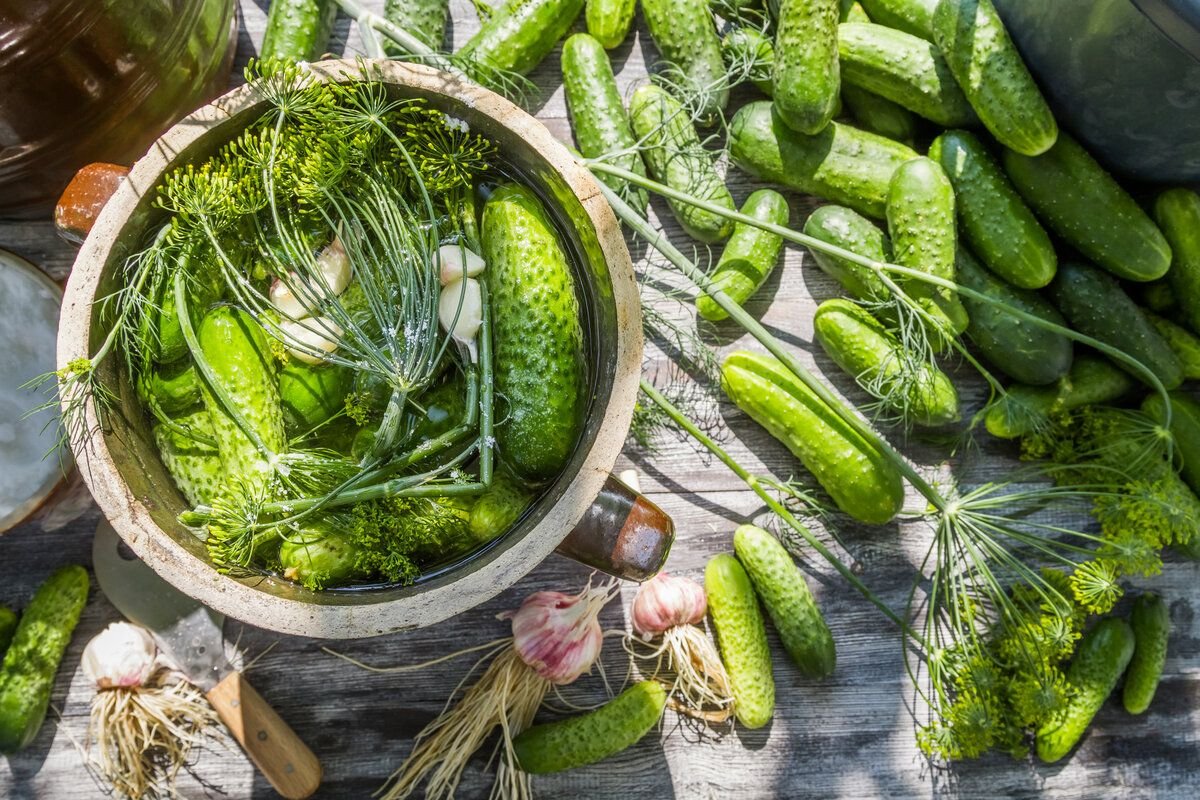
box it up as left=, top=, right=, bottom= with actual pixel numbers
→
left=1123, top=593, right=1169, bottom=716
left=468, top=471, right=535, bottom=542
left=562, top=34, right=649, bottom=216
left=1047, top=262, right=1183, bottom=391
left=886, top=157, right=969, bottom=337
left=154, top=409, right=223, bottom=507
left=1145, top=311, right=1200, bottom=380
left=802, top=205, right=891, bottom=302
left=1140, top=280, right=1177, bottom=315
left=1004, top=134, right=1173, bottom=283
left=483, top=184, right=585, bottom=482
left=929, top=130, right=1056, bottom=289
left=1155, top=189, right=1200, bottom=335
left=773, top=0, right=841, bottom=134
left=814, top=298, right=960, bottom=425
left=279, top=521, right=366, bottom=590
left=1142, top=392, right=1200, bottom=497
left=513, top=681, right=666, bottom=773
left=586, top=0, right=636, bottom=49
left=384, top=0, right=448, bottom=51
left=1036, top=618, right=1135, bottom=763
left=629, top=85, right=736, bottom=243
left=841, top=0, right=870, bottom=21
left=955, top=247, right=1072, bottom=386
left=641, top=0, right=729, bottom=123
left=837, top=23, right=977, bottom=127
left=459, top=0, right=584, bottom=75
left=985, top=355, right=1135, bottom=440
left=722, top=28, right=775, bottom=96
left=146, top=257, right=225, bottom=366
left=0, top=565, right=89, bottom=753
left=705, top=554, right=775, bottom=729
left=733, top=524, right=836, bottom=678
left=141, top=359, right=202, bottom=415
left=729, top=101, right=919, bottom=219
left=841, top=84, right=919, bottom=145
left=858, top=0, right=936, bottom=38
left=279, top=361, right=352, bottom=432
left=697, top=189, right=789, bottom=322
left=0, top=608, right=16, bottom=659
left=722, top=350, right=905, bottom=523
left=260, top=0, right=337, bottom=62
left=932, top=0, right=1058, bottom=156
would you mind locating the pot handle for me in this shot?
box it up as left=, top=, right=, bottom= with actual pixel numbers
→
left=554, top=473, right=674, bottom=582
left=54, top=162, right=130, bottom=244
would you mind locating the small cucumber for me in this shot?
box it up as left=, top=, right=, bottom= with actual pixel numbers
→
left=260, top=0, right=337, bottom=62
left=1155, top=189, right=1200, bottom=335
left=929, top=130, right=1056, bottom=289
left=154, top=409, right=223, bottom=507
left=1036, top=618, right=1135, bottom=763
left=956, top=247, right=1072, bottom=386
left=0, top=608, right=15, bottom=659
left=279, top=361, right=353, bottom=433
left=837, top=23, right=977, bottom=127
left=279, top=520, right=366, bottom=590
left=1004, top=134, right=1173, bottom=283
left=141, top=359, right=202, bottom=415
left=0, top=566, right=89, bottom=753
left=562, top=34, right=649, bottom=216
left=802, top=205, right=891, bottom=302
left=705, top=554, right=775, bottom=729
left=1140, top=280, right=1176, bottom=315
left=985, top=355, right=1135, bottom=440
left=641, top=0, right=729, bottom=123
left=1145, top=311, right=1200, bottom=380
left=697, top=189, right=789, bottom=322
left=468, top=471, right=535, bottom=543
left=773, top=0, right=841, bottom=134
left=841, top=84, right=919, bottom=145
left=858, top=0, right=936, bottom=38
left=733, top=524, right=836, bottom=678
left=513, top=681, right=666, bottom=773
left=1123, top=593, right=1169, bottom=716
left=483, top=184, right=585, bottom=482
left=459, top=0, right=584, bottom=75
left=629, top=85, right=736, bottom=243
left=932, top=0, right=1058, bottom=156
left=722, top=350, right=905, bottom=523
left=1142, top=392, right=1200, bottom=497
left=1047, top=262, right=1183, bottom=390
left=722, top=28, right=775, bottom=96
left=729, top=101, right=919, bottom=219
left=384, top=0, right=448, bottom=51
left=814, top=298, right=960, bottom=426
left=585, top=0, right=635, bottom=49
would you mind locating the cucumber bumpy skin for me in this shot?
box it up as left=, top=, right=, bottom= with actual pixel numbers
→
left=383, top=0, right=447, bottom=51
left=802, top=205, right=892, bottom=302
left=722, top=28, right=775, bottom=97
left=468, top=470, right=534, bottom=543
left=859, top=0, right=937, bottom=39
left=459, top=0, right=585, bottom=76
left=1123, top=593, right=1170, bottom=716
left=984, top=355, right=1135, bottom=440
left=705, top=553, right=775, bottom=729
left=697, top=189, right=789, bottom=322
left=841, top=84, right=919, bottom=145
left=773, top=0, right=842, bottom=135
left=142, top=359, right=202, bottom=416
left=641, top=0, right=729, bottom=123
left=1156, top=188, right=1200, bottom=335
left=279, top=523, right=366, bottom=589
left=260, top=0, right=338, bottom=62
left=586, top=0, right=636, bottom=49
left=279, top=360, right=353, bottom=432
left=155, top=408, right=223, bottom=507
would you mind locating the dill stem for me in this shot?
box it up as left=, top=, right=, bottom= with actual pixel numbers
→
left=335, top=0, right=455, bottom=72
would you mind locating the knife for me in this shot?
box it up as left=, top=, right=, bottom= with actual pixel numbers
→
left=93, top=520, right=322, bottom=799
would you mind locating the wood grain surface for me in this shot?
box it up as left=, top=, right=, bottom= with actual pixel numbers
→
left=1, top=2, right=1198, bottom=798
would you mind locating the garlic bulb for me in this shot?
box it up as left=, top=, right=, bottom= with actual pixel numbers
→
left=437, top=243, right=486, bottom=286
left=279, top=316, right=344, bottom=364
left=269, top=236, right=352, bottom=319
left=269, top=274, right=311, bottom=320
left=632, top=572, right=707, bottom=638
left=315, top=235, right=352, bottom=296
left=438, top=278, right=483, bottom=347
left=509, top=582, right=618, bottom=685
left=82, top=622, right=157, bottom=690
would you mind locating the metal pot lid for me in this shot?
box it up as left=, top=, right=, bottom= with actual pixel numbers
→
left=1135, top=0, right=1200, bottom=63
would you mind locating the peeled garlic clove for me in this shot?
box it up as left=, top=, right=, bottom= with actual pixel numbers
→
left=279, top=316, right=343, bottom=364
left=437, top=243, right=486, bottom=286
left=82, top=622, right=158, bottom=690
left=316, top=235, right=351, bottom=296
left=632, top=572, right=708, bottom=638
left=438, top=278, right=483, bottom=345
left=269, top=274, right=311, bottom=320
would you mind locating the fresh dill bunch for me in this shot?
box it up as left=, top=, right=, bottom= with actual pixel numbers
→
left=399, top=112, right=497, bottom=194
left=348, top=496, right=472, bottom=583
left=1068, top=560, right=1123, bottom=615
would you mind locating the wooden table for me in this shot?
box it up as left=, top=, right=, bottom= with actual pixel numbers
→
left=2, top=3, right=1198, bottom=798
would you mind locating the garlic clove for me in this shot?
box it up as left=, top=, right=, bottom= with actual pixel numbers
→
left=279, top=316, right=343, bottom=364
left=438, top=278, right=483, bottom=346
left=508, top=581, right=619, bottom=685
left=269, top=273, right=312, bottom=320
left=632, top=571, right=708, bottom=638
left=437, top=243, right=486, bottom=286
left=316, top=235, right=352, bottom=296
left=82, top=622, right=158, bottom=690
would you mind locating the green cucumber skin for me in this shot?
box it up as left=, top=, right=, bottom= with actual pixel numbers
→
left=729, top=101, right=919, bottom=219
left=1036, top=618, right=1135, bottom=764
left=384, top=0, right=448, bottom=51
left=932, top=0, right=1058, bottom=156
left=460, top=0, right=584, bottom=75
left=722, top=28, right=775, bottom=97
left=837, top=23, right=978, bottom=127
left=1123, top=594, right=1169, bottom=715
left=733, top=524, right=836, bottom=678
left=630, top=85, right=736, bottom=243
left=1140, top=280, right=1177, bottom=315
left=1047, top=262, right=1183, bottom=391
left=586, top=0, right=636, bottom=49
left=513, top=681, right=666, bottom=773
left=841, top=0, right=871, bottom=22
left=468, top=471, right=534, bottom=542
left=887, top=157, right=969, bottom=335
left=0, top=566, right=89, bottom=753
left=814, top=298, right=960, bottom=426
left=841, top=84, right=919, bottom=144
left=483, top=185, right=586, bottom=483
left=1156, top=189, right=1200, bottom=335
left=562, top=34, right=649, bottom=216
left=773, top=0, right=842, bottom=135
left=279, top=523, right=365, bottom=589
left=279, top=361, right=353, bottom=432
left=154, top=409, right=223, bottom=507
left=143, top=359, right=202, bottom=415
left=1145, top=312, right=1200, bottom=381
left=858, top=0, right=936, bottom=38
left=0, top=609, right=16, bottom=660
left=929, top=130, right=1056, bottom=289
left=802, top=205, right=892, bottom=302
left=1142, top=392, right=1200, bottom=497
left=984, top=355, right=1135, bottom=440
left=260, top=0, right=338, bottom=62
left=1004, top=134, right=1173, bottom=283
left=641, top=0, right=729, bottom=122
left=697, top=189, right=789, bottom=321
left=956, top=247, right=1072, bottom=386
left=722, top=350, right=905, bottom=523
left=705, top=554, right=775, bottom=729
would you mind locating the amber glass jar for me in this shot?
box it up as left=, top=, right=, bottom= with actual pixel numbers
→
left=0, top=0, right=237, bottom=218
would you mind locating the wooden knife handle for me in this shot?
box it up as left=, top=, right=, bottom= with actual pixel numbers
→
left=206, top=671, right=322, bottom=799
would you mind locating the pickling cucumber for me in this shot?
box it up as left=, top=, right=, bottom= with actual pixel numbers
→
left=722, top=28, right=775, bottom=96
left=773, top=0, right=841, bottom=134
left=1145, top=312, right=1200, bottom=381
left=0, top=565, right=89, bottom=753
left=1142, top=392, right=1200, bottom=496
left=280, top=520, right=366, bottom=590
left=802, top=205, right=892, bottom=302
left=279, top=361, right=352, bottom=432
left=985, top=355, right=1135, bottom=440
left=513, top=681, right=666, bottom=773
left=858, top=0, right=936, bottom=39
left=586, top=0, right=635, bottom=49
left=733, top=524, right=836, bottom=678
left=141, top=359, right=202, bottom=416
left=837, top=23, right=977, bottom=127
left=697, top=189, right=789, bottom=322
left=260, top=0, right=338, bottom=62
left=0, top=609, right=15, bottom=660
left=154, top=409, right=223, bottom=507
left=468, top=471, right=534, bottom=542
left=629, top=85, right=736, bottom=243
left=722, top=350, right=905, bottom=523
left=1141, top=280, right=1177, bottom=315
left=641, top=0, right=729, bottom=123
left=705, top=553, right=775, bottom=729
left=483, top=184, right=585, bottom=482
left=932, top=0, right=1058, bottom=156
left=384, top=0, right=448, bottom=51
left=841, top=84, right=919, bottom=145
left=729, top=101, right=918, bottom=219
left=1155, top=189, right=1200, bottom=335
left=459, top=0, right=584, bottom=75
left=929, top=130, right=1056, bottom=289
left=1004, top=134, right=1173, bottom=283
left=1123, top=593, right=1169, bottom=716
